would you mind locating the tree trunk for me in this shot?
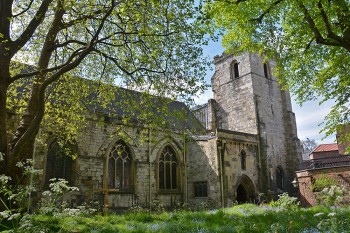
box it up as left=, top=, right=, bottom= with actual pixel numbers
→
left=0, top=80, right=8, bottom=170
left=9, top=0, right=64, bottom=182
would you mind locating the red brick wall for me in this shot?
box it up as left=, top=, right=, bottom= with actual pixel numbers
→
left=310, top=151, right=339, bottom=159
left=296, top=166, right=350, bottom=206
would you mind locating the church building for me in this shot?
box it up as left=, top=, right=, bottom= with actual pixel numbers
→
left=32, top=52, right=302, bottom=210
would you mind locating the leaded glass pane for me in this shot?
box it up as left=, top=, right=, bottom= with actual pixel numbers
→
left=159, top=145, right=178, bottom=191
left=108, top=140, right=132, bottom=190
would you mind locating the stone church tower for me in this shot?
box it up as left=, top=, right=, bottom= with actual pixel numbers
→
left=208, top=52, right=301, bottom=195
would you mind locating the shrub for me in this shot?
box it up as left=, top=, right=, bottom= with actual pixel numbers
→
left=312, top=175, right=339, bottom=192
left=316, top=185, right=346, bottom=207
left=269, top=192, right=299, bottom=210
left=0, top=159, right=41, bottom=231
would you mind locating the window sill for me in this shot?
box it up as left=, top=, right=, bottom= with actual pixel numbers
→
left=158, top=190, right=182, bottom=194
left=93, top=189, right=134, bottom=194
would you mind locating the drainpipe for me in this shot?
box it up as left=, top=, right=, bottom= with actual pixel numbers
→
left=183, top=132, right=187, bottom=204
left=103, top=159, right=109, bottom=214
left=218, top=139, right=225, bottom=208
left=148, top=128, right=152, bottom=212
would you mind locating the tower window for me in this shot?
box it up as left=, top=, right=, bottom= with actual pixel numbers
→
left=240, top=150, right=246, bottom=170
left=231, top=61, right=240, bottom=79
left=263, top=63, right=269, bottom=79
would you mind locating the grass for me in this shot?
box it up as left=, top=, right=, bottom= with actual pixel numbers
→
left=2, top=204, right=350, bottom=232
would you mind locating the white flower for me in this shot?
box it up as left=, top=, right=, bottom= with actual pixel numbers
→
left=328, top=212, right=336, bottom=217
left=8, top=213, right=21, bottom=220
left=314, top=212, right=324, bottom=217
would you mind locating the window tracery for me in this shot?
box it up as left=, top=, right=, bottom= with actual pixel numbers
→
left=107, top=140, right=132, bottom=191
left=158, top=145, right=179, bottom=191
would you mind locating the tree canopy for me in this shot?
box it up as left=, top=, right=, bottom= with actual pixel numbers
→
left=204, top=0, right=350, bottom=141
left=0, top=0, right=209, bottom=179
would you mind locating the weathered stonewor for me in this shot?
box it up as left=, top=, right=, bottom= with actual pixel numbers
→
left=27, top=52, right=301, bottom=211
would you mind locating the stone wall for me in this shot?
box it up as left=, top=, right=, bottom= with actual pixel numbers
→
left=211, top=52, right=301, bottom=195
left=25, top=51, right=302, bottom=211
left=212, top=53, right=257, bottom=134
left=187, top=137, right=221, bottom=208
left=33, top=119, right=191, bottom=210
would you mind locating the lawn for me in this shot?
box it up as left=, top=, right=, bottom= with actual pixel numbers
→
left=2, top=204, right=350, bottom=233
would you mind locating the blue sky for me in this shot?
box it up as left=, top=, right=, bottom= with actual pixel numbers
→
left=195, top=38, right=336, bottom=145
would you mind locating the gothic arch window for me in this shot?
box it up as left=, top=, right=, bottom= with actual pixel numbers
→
left=44, top=139, right=75, bottom=187
left=230, top=61, right=240, bottom=79
left=263, top=63, right=270, bottom=79
left=158, top=145, right=179, bottom=191
left=276, top=166, right=284, bottom=190
left=107, top=140, right=133, bottom=191
left=240, top=150, right=246, bottom=170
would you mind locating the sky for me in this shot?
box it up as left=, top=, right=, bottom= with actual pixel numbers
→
left=194, top=38, right=337, bottom=145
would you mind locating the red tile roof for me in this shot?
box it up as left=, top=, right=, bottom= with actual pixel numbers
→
left=313, top=143, right=339, bottom=152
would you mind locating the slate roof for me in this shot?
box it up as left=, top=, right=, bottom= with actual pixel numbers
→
left=9, top=70, right=205, bottom=133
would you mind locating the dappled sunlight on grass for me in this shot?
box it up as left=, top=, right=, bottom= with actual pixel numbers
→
left=2, top=204, right=350, bottom=232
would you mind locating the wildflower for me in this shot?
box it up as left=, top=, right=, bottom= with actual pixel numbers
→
left=314, top=212, right=324, bottom=217
left=328, top=212, right=336, bottom=217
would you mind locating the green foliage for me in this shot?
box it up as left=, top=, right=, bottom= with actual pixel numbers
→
left=38, top=178, right=80, bottom=216
left=317, top=185, right=346, bottom=207
left=313, top=211, right=346, bottom=233
left=0, top=159, right=41, bottom=231
left=5, top=204, right=350, bottom=233
left=1, top=0, right=210, bottom=166
left=150, top=199, right=165, bottom=213
left=268, top=192, right=300, bottom=211
left=205, top=0, right=350, bottom=142
left=312, top=175, right=339, bottom=192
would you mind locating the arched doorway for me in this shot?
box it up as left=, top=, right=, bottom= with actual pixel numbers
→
left=276, top=166, right=285, bottom=191
left=236, top=175, right=255, bottom=203
left=236, top=184, right=248, bottom=203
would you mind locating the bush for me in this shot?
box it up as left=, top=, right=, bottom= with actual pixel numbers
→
left=269, top=192, right=299, bottom=210
left=312, top=175, right=339, bottom=192
left=0, top=159, right=41, bottom=231
left=316, top=185, right=346, bottom=207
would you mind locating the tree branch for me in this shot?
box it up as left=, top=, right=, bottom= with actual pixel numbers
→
left=213, top=0, right=248, bottom=4
left=332, top=0, right=350, bottom=43
left=251, top=0, right=283, bottom=23
left=12, top=0, right=35, bottom=17
left=0, top=0, right=14, bottom=42
left=13, top=0, right=116, bottom=155
left=11, top=0, right=53, bottom=56
left=297, top=1, right=342, bottom=47
left=10, top=47, right=85, bottom=83
left=317, top=1, right=344, bottom=44
left=61, top=9, right=104, bottom=29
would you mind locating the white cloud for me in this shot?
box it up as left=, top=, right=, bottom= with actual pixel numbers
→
left=193, top=89, right=213, bottom=105
left=292, top=100, right=336, bottom=144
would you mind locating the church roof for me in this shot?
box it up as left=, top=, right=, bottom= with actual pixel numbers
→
left=87, top=85, right=206, bottom=133
left=9, top=70, right=205, bottom=133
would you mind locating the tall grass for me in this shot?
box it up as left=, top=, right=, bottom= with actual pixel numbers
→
left=2, top=204, right=350, bottom=232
